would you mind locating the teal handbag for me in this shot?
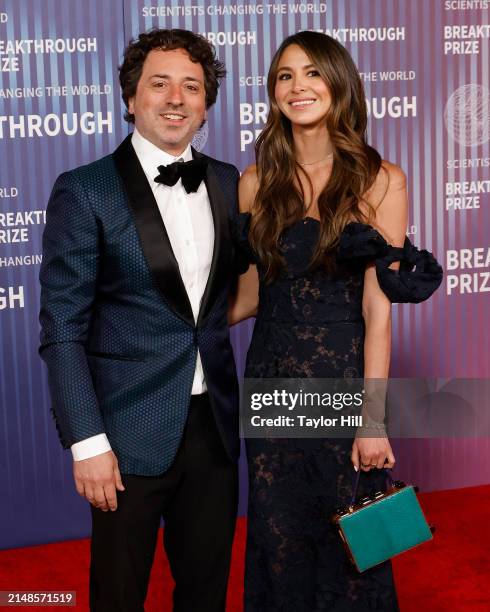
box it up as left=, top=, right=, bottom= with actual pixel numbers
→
left=332, top=470, right=434, bottom=572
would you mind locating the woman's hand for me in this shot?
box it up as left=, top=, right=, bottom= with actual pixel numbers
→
left=351, top=435, right=395, bottom=472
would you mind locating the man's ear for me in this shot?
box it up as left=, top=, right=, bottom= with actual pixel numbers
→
left=128, top=97, right=135, bottom=116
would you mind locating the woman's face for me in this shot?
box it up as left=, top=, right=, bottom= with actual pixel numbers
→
left=274, top=44, right=332, bottom=129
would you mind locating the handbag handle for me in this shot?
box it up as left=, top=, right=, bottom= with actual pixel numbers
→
left=349, top=467, right=394, bottom=508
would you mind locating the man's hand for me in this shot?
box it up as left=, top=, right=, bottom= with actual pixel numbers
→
left=73, top=450, right=125, bottom=511
left=351, top=436, right=396, bottom=472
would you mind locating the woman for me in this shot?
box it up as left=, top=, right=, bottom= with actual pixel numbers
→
left=230, top=32, right=442, bottom=611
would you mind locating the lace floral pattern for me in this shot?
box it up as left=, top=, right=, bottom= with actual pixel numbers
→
left=234, top=214, right=439, bottom=611
left=245, top=438, right=400, bottom=612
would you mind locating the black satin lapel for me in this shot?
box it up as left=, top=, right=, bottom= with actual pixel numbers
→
left=113, top=135, right=195, bottom=327
left=196, top=157, right=231, bottom=326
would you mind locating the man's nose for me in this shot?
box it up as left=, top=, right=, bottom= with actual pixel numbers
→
left=166, top=82, right=184, bottom=106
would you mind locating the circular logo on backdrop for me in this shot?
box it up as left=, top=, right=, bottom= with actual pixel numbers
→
left=444, top=84, right=490, bottom=147
left=192, top=121, right=209, bottom=151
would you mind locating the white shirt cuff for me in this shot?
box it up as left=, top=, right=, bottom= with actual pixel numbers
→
left=71, top=433, right=112, bottom=461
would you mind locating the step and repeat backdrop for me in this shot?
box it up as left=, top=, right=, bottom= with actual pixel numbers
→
left=0, top=0, right=489, bottom=548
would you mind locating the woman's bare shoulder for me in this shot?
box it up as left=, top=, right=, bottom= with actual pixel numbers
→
left=380, top=159, right=407, bottom=188
left=364, top=160, right=407, bottom=211
left=368, top=160, right=408, bottom=243
left=377, top=160, right=407, bottom=192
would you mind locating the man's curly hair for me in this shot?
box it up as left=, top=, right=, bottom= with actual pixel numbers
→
left=119, top=28, right=226, bottom=123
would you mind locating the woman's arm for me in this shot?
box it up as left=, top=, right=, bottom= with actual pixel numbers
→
left=228, top=265, right=259, bottom=325
left=228, top=165, right=260, bottom=326
left=351, top=162, right=408, bottom=472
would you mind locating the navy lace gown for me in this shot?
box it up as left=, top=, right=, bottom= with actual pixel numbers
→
left=234, top=214, right=442, bottom=612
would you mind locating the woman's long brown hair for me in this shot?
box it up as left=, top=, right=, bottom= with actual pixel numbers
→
left=250, top=31, right=385, bottom=281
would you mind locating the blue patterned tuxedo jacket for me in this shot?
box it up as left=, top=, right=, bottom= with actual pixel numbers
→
left=39, top=135, right=241, bottom=475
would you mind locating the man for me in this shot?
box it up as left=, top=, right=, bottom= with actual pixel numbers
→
left=39, top=29, right=240, bottom=611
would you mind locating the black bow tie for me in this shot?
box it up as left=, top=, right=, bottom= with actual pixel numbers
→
left=154, top=158, right=208, bottom=194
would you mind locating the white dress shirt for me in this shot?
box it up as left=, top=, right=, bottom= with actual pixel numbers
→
left=71, top=128, right=214, bottom=461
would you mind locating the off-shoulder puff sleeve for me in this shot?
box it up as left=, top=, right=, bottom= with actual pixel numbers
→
left=230, top=212, right=257, bottom=275
left=337, top=222, right=443, bottom=303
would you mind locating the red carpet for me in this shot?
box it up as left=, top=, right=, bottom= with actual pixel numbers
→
left=1, top=485, right=489, bottom=611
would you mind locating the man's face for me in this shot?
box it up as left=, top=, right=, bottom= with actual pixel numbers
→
left=128, top=48, right=207, bottom=155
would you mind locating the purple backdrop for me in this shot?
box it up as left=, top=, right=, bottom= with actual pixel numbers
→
left=0, top=0, right=489, bottom=549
